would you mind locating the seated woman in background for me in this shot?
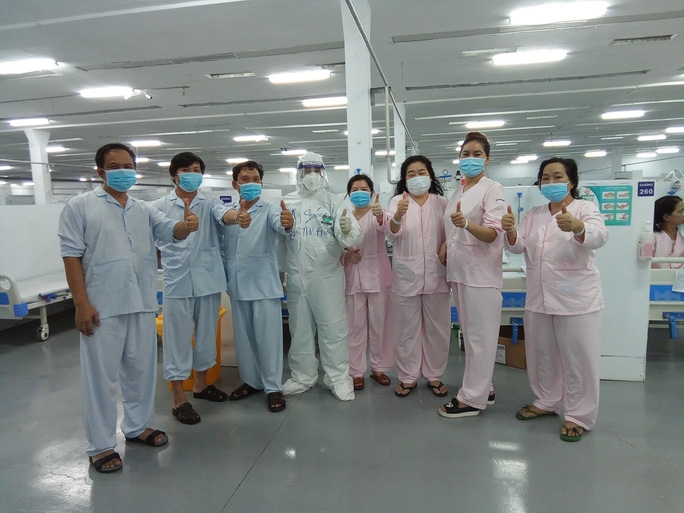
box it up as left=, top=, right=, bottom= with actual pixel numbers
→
left=652, top=194, right=684, bottom=269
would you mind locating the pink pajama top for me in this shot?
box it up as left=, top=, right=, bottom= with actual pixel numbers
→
left=343, top=210, right=393, bottom=295
left=505, top=199, right=608, bottom=315
left=444, top=177, right=507, bottom=289
left=652, top=230, right=684, bottom=269
left=386, top=193, right=449, bottom=297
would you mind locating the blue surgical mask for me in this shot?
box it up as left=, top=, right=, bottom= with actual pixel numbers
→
left=540, top=182, right=570, bottom=203
left=459, top=157, right=486, bottom=177
left=105, top=169, right=137, bottom=192
left=350, top=190, right=371, bottom=208
left=407, top=176, right=431, bottom=196
left=239, top=183, right=261, bottom=202
left=177, top=172, right=203, bottom=193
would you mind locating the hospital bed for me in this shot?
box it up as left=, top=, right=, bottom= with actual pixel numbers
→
left=0, top=204, right=72, bottom=340
left=649, top=258, right=684, bottom=338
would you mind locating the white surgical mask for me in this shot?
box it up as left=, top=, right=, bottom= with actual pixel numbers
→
left=407, top=176, right=431, bottom=196
left=302, top=173, right=322, bottom=191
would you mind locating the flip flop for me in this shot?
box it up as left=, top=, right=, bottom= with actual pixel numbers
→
left=427, top=381, right=448, bottom=397
left=560, top=424, right=584, bottom=442
left=394, top=382, right=417, bottom=397
left=228, top=383, right=262, bottom=401
left=125, top=429, right=168, bottom=447
left=193, top=384, right=228, bottom=402
left=89, top=451, right=123, bottom=474
left=515, top=404, right=557, bottom=420
left=369, top=372, right=391, bottom=386
left=353, top=376, right=365, bottom=390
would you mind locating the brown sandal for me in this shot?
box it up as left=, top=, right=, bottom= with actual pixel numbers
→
left=369, top=372, right=391, bottom=386
left=353, top=376, right=365, bottom=390
left=267, top=392, right=286, bottom=413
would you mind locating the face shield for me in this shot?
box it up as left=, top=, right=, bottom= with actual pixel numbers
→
left=296, top=152, right=329, bottom=193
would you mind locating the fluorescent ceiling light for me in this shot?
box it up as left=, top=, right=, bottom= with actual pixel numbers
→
left=344, top=129, right=381, bottom=135
left=510, top=160, right=527, bottom=164
left=334, top=165, right=350, bottom=170
left=464, top=120, right=505, bottom=129
left=205, top=72, right=255, bottom=79
left=509, top=2, right=608, bottom=26
left=157, top=161, right=171, bottom=167
left=543, top=140, right=572, bottom=147
left=279, top=167, right=297, bottom=173
left=0, top=165, right=12, bottom=171
left=302, top=96, right=347, bottom=108
left=22, top=181, right=35, bottom=186
left=656, top=147, right=680, bottom=154
left=601, top=136, right=624, bottom=140
left=452, top=159, right=460, bottom=164
left=46, top=145, right=66, bottom=153
left=375, top=150, right=396, bottom=156
left=281, top=149, right=307, bottom=156
left=492, top=50, right=567, bottom=66
left=637, top=134, right=666, bottom=141
left=312, top=129, right=339, bottom=133
left=518, top=154, right=539, bottom=161
left=665, top=126, right=684, bottom=134
left=233, top=135, right=268, bottom=142
left=9, top=117, right=50, bottom=127
left=79, top=177, right=88, bottom=182
left=204, top=173, right=212, bottom=178
left=135, top=157, right=150, bottom=163
left=130, top=140, right=162, bottom=147
left=0, top=57, right=59, bottom=75
left=0, top=181, right=7, bottom=185
left=585, top=150, right=607, bottom=158
left=636, top=152, right=657, bottom=158
left=79, top=86, right=134, bottom=98
left=268, top=70, right=331, bottom=84
left=601, top=110, right=645, bottom=120
left=135, top=174, right=143, bottom=179
left=226, top=158, right=248, bottom=163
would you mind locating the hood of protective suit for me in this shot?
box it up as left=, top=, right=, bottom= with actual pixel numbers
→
left=296, top=151, right=329, bottom=196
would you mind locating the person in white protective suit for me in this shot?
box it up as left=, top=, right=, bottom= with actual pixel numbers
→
left=281, top=152, right=362, bottom=400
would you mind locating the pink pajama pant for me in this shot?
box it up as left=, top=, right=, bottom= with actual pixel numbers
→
left=346, top=288, right=394, bottom=377
left=523, top=309, right=602, bottom=430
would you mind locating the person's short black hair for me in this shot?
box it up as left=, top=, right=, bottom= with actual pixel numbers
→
left=393, top=155, right=444, bottom=197
left=95, top=143, right=136, bottom=169
left=347, top=174, right=374, bottom=195
left=169, top=152, right=205, bottom=177
left=654, top=194, right=683, bottom=232
left=537, top=157, right=581, bottom=200
left=232, top=160, right=264, bottom=181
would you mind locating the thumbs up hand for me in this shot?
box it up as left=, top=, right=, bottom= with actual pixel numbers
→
left=280, top=200, right=294, bottom=230
left=237, top=199, right=252, bottom=229
left=371, top=193, right=384, bottom=220
left=555, top=203, right=577, bottom=233
left=395, top=191, right=409, bottom=220
left=339, top=208, right=352, bottom=235
left=501, top=205, right=516, bottom=234
left=450, top=201, right=467, bottom=229
left=183, top=198, right=200, bottom=232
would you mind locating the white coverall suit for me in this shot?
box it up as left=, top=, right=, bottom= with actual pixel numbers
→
left=281, top=186, right=362, bottom=400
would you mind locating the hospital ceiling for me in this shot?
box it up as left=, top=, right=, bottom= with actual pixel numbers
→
left=0, top=0, right=683, bottom=185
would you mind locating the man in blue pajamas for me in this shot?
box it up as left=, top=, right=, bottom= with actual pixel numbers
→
left=152, top=151, right=235, bottom=424
left=59, top=143, right=199, bottom=473
left=222, top=160, right=294, bottom=412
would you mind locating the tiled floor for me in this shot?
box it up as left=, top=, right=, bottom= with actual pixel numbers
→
left=1, top=310, right=682, bottom=513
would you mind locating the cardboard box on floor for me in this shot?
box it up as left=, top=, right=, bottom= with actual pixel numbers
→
left=496, top=324, right=526, bottom=369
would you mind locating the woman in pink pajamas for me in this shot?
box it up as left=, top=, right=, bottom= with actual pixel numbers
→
left=652, top=194, right=684, bottom=269
left=387, top=156, right=450, bottom=398
left=343, top=174, right=394, bottom=391
left=502, top=157, right=608, bottom=442
left=438, top=131, right=508, bottom=419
